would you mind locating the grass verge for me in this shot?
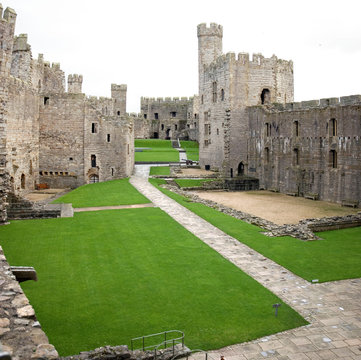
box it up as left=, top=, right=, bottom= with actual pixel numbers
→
left=0, top=209, right=307, bottom=356
left=52, top=179, right=150, bottom=207
left=180, top=141, right=199, bottom=161
left=149, top=166, right=171, bottom=176
left=135, top=139, right=179, bottom=162
left=149, top=178, right=361, bottom=282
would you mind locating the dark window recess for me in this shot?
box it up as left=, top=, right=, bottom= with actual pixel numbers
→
left=221, top=88, right=225, bottom=101
left=329, top=118, right=337, bottom=136
left=44, top=97, right=49, bottom=105
left=170, top=112, right=177, bottom=118
left=91, top=155, right=96, bottom=168
left=294, top=148, right=299, bottom=165
left=265, top=147, right=270, bottom=164
left=117, top=111, right=120, bottom=116
left=212, top=82, right=217, bottom=103
left=107, top=134, right=110, bottom=142
left=111, top=168, right=114, bottom=176
left=330, top=150, right=337, bottom=168
left=144, top=114, right=147, bottom=119
left=294, top=121, right=299, bottom=137
left=161, top=124, right=164, bottom=130
left=261, top=88, right=270, bottom=104
left=154, top=113, right=159, bottom=120
left=175, top=124, right=178, bottom=130
left=92, top=123, right=98, bottom=133
left=69, top=157, right=73, bottom=161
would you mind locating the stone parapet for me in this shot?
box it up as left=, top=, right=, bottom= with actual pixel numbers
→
left=0, top=246, right=58, bottom=359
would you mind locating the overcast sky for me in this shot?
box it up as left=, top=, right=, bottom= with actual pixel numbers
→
left=7, top=0, right=361, bottom=112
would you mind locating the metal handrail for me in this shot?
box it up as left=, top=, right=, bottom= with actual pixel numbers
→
left=131, top=330, right=184, bottom=352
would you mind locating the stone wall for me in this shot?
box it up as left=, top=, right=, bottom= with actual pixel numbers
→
left=140, top=97, right=197, bottom=140
left=245, top=100, right=361, bottom=205
left=0, top=246, right=58, bottom=360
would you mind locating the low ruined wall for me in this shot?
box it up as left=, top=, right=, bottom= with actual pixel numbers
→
left=301, top=214, right=361, bottom=232
left=0, top=246, right=58, bottom=360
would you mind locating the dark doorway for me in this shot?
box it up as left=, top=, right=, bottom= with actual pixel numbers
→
left=166, top=129, right=171, bottom=140
left=230, top=168, right=233, bottom=178
left=153, top=132, right=159, bottom=139
left=237, top=162, right=245, bottom=176
left=261, top=89, right=270, bottom=105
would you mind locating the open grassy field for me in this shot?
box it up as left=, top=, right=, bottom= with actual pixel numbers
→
left=149, top=166, right=170, bottom=176
left=149, top=178, right=361, bottom=282
left=52, top=179, right=150, bottom=207
left=135, top=139, right=179, bottom=162
left=0, top=208, right=306, bottom=356
left=180, top=141, right=199, bottom=161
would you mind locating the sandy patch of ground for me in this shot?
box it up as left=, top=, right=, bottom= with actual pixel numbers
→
left=194, top=190, right=359, bottom=225
left=24, top=189, right=67, bottom=202
left=178, top=168, right=217, bottom=176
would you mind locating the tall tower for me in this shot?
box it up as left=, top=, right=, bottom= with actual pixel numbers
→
left=0, top=6, right=17, bottom=77
left=111, top=84, right=127, bottom=115
left=67, top=74, right=83, bottom=93
left=197, top=23, right=223, bottom=88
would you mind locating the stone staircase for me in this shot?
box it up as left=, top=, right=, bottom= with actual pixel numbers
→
left=7, top=193, right=61, bottom=220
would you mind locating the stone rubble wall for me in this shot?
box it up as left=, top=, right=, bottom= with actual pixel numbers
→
left=0, top=246, right=59, bottom=360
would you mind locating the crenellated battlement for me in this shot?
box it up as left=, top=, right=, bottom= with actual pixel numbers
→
left=204, top=51, right=293, bottom=72
left=197, top=23, right=223, bottom=37
left=111, top=84, right=127, bottom=91
left=67, top=74, right=83, bottom=94
left=1, top=5, right=16, bottom=23
left=141, top=96, right=194, bottom=104
left=13, top=33, right=30, bottom=51
left=250, top=94, right=361, bottom=112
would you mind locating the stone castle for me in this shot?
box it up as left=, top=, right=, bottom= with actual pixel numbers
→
left=196, top=23, right=361, bottom=205
left=0, top=5, right=134, bottom=223
left=0, top=8, right=360, bottom=226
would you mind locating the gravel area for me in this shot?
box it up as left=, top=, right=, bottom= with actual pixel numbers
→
left=194, top=190, right=359, bottom=225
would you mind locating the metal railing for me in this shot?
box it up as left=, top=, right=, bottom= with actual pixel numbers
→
left=131, top=330, right=185, bottom=355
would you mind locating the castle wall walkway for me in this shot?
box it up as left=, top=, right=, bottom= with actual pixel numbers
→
left=130, top=165, right=361, bottom=360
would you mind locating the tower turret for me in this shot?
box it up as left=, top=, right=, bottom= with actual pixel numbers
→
left=197, top=23, right=223, bottom=88
left=67, top=74, right=83, bottom=93
left=111, top=84, right=127, bottom=115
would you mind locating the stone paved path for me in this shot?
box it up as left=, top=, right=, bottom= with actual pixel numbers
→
left=130, top=165, right=361, bottom=360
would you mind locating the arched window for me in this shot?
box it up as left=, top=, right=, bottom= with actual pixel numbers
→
left=293, top=148, right=299, bottom=165
left=89, top=174, right=99, bottom=183
left=221, top=88, right=225, bottom=101
left=261, top=88, right=270, bottom=105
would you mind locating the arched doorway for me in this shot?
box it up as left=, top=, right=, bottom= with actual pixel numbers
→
left=166, top=129, right=171, bottom=140
left=237, top=162, right=245, bottom=176
left=89, top=174, right=99, bottom=183
left=261, top=88, right=270, bottom=105
left=21, top=174, right=25, bottom=189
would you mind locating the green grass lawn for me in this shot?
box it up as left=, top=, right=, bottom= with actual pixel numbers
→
left=135, top=139, right=179, bottom=162
left=0, top=209, right=307, bottom=356
left=149, top=166, right=170, bottom=176
left=180, top=141, right=199, bottom=161
left=52, top=179, right=150, bottom=207
left=149, top=178, right=361, bottom=282
left=175, top=179, right=215, bottom=188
